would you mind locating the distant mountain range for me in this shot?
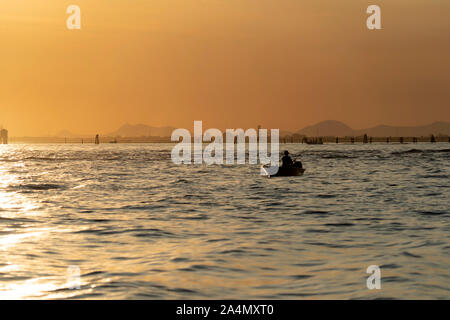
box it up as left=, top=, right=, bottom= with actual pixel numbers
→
left=106, top=124, right=176, bottom=137
left=295, top=121, right=354, bottom=137
left=56, top=121, right=450, bottom=138
left=296, top=120, right=450, bottom=137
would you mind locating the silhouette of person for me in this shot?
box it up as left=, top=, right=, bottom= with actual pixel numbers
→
left=281, top=150, right=293, bottom=167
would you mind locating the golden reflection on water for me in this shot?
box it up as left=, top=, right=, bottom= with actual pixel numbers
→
left=0, top=227, right=93, bottom=299
left=0, top=226, right=56, bottom=299
left=0, top=161, right=39, bottom=216
left=0, top=158, right=60, bottom=299
left=0, top=164, right=96, bottom=300
left=0, top=191, right=41, bottom=219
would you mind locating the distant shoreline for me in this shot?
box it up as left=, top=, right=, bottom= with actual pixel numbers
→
left=7, top=135, right=450, bottom=144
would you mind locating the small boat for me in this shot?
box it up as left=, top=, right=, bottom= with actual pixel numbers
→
left=261, top=164, right=306, bottom=178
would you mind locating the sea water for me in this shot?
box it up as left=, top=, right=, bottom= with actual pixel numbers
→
left=0, top=143, right=448, bottom=299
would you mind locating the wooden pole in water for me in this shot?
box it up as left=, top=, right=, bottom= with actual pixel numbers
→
left=430, top=135, right=436, bottom=143
left=0, top=129, right=8, bottom=144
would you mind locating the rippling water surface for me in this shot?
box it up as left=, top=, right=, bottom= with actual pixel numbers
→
left=0, top=143, right=449, bottom=299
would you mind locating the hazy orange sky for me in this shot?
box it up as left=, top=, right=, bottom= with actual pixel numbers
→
left=1, top=0, right=450, bottom=136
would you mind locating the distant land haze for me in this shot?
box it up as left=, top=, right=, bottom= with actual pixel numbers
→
left=55, top=124, right=177, bottom=139
left=108, top=124, right=177, bottom=138
left=47, top=121, right=450, bottom=139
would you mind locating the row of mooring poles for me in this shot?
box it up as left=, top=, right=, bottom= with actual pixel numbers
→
left=63, top=134, right=100, bottom=144
left=333, top=135, right=440, bottom=144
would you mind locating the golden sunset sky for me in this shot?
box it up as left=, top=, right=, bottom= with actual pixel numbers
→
left=1, top=0, right=449, bottom=136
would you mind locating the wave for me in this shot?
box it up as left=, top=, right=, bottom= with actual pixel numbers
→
left=9, top=183, right=65, bottom=191
left=74, top=227, right=175, bottom=238
left=415, top=210, right=448, bottom=216
left=392, top=148, right=450, bottom=155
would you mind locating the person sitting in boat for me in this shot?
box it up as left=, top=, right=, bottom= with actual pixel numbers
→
left=281, top=150, right=294, bottom=167
left=282, top=150, right=303, bottom=169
